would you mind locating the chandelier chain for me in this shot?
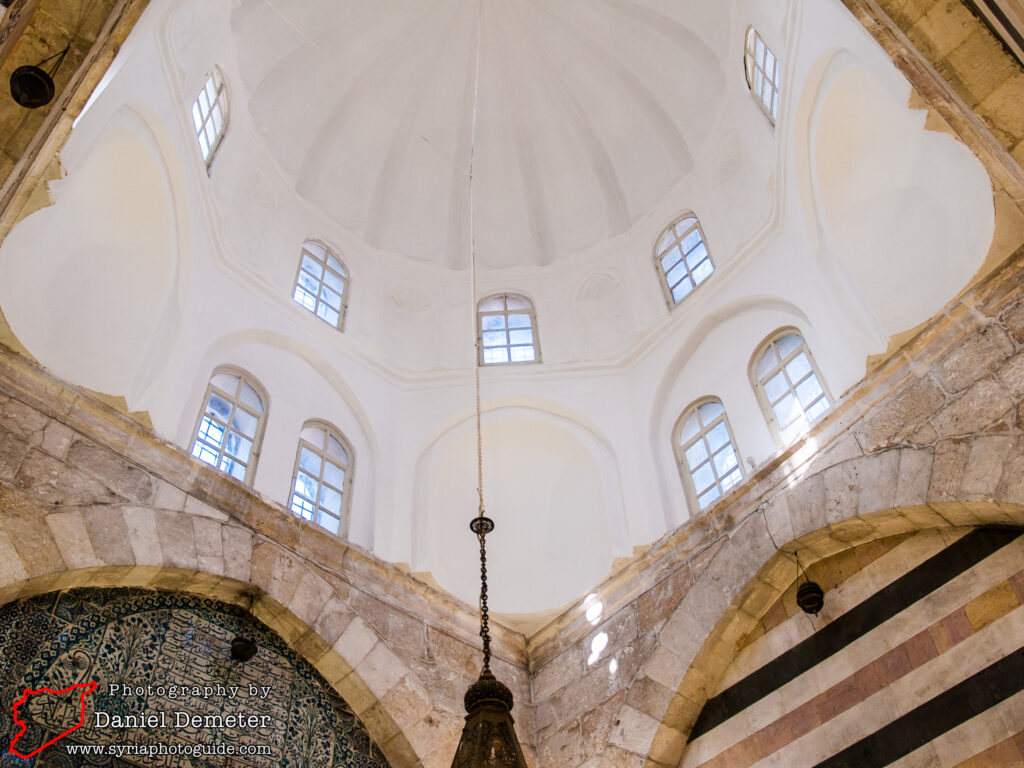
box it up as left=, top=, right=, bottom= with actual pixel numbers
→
left=468, top=1, right=491, bottom=670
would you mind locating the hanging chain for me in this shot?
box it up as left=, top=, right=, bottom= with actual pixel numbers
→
left=477, top=523, right=491, bottom=669
left=467, top=1, right=493, bottom=673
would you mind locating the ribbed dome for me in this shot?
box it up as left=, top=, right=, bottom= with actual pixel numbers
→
left=231, top=0, right=729, bottom=269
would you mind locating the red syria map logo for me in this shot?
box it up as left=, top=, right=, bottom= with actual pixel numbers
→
left=8, top=680, right=98, bottom=758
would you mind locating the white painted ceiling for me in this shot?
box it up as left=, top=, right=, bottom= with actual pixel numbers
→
left=231, top=0, right=730, bottom=269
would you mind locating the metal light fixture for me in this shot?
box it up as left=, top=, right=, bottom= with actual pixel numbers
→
left=793, top=552, right=824, bottom=616
left=10, top=45, right=69, bottom=109
left=230, top=636, right=258, bottom=662
left=450, top=10, right=528, bottom=767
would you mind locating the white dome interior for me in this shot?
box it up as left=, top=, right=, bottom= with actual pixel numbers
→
left=0, top=0, right=995, bottom=625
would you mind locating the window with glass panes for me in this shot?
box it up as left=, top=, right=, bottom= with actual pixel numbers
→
left=753, top=331, right=831, bottom=444
left=675, top=399, right=743, bottom=511
left=656, top=215, right=714, bottom=307
left=289, top=422, right=352, bottom=535
left=190, top=369, right=265, bottom=484
left=192, top=69, right=228, bottom=168
left=744, top=28, right=780, bottom=124
left=293, top=241, right=349, bottom=329
left=478, top=294, right=539, bottom=365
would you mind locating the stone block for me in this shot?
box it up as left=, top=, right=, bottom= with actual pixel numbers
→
left=961, top=435, right=1015, bottom=497
left=539, top=722, right=584, bottom=768
left=534, top=645, right=585, bottom=702
left=80, top=506, right=134, bottom=566
left=288, top=568, right=334, bottom=626
left=661, top=691, right=701, bottom=735
left=903, top=0, right=968, bottom=54
left=6, top=512, right=64, bottom=577
left=561, top=658, right=621, bottom=720
left=0, top=524, right=28, bottom=586
left=640, top=644, right=686, bottom=693
left=0, top=397, right=48, bottom=440
left=192, top=516, right=223, bottom=575
left=855, top=375, right=946, bottom=451
left=67, top=439, right=153, bottom=503
left=583, top=605, right=637, bottom=667
left=336, top=616, right=380, bottom=668
left=359, top=701, right=402, bottom=746
left=581, top=689, right=627, bottom=759
left=995, top=353, right=1024, bottom=397
left=936, top=326, right=1015, bottom=392
left=356, top=641, right=408, bottom=699
left=787, top=472, right=827, bottom=539
left=927, top=439, right=970, bottom=502
left=45, top=510, right=102, bottom=569
left=406, top=711, right=464, bottom=764
left=646, top=723, right=686, bottom=767
left=894, top=448, right=934, bottom=508
left=637, top=566, right=692, bottom=633
left=1001, top=300, right=1024, bottom=342
left=221, top=525, right=252, bottom=582
left=427, top=625, right=480, bottom=679
left=607, top=705, right=659, bottom=755
left=16, top=450, right=120, bottom=506
left=595, top=746, right=645, bottom=768
left=184, top=494, right=228, bottom=521
left=932, top=379, right=1014, bottom=437
left=624, top=676, right=672, bottom=724
left=855, top=451, right=900, bottom=516
left=349, top=587, right=426, bottom=659
left=381, top=674, right=435, bottom=731
left=613, top=626, right=659, bottom=687
left=313, top=596, right=352, bottom=647
left=155, top=510, right=197, bottom=570
left=823, top=459, right=862, bottom=523
left=39, top=421, right=73, bottom=459
left=944, top=26, right=1020, bottom=103
left=153, top=480, right=185, bottom=511
left=805, top=432, right=864, bottom=477
left=267, top=552, right=307, bottom=607
left=0, top=431, right=29, bottom=481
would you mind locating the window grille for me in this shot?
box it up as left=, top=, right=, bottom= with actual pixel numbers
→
left=191, top=368, right=266, bottom=484
left=674, top=399, right=743, bottom=511
left=478, top=294, right=540, bottom=365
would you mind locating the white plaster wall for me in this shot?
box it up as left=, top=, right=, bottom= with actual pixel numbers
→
left=0, top=0, right=995, bottom=615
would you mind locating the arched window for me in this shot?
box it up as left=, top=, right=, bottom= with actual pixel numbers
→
left=190, top=368, right=266, bottom=484
left=674, top=399, right=743, bottom=511
left=289, top=421, right=353, bottom=535
left=478, top=294, right=540, bottom=365
left=744, top=27, right=780, bottom=125
left=655, top=214, right=714, bottom=307
left=752, top=330, right=831, bottom=444
left=192, top=68, right=229, bottom=169
left=293, top=241, right=349, bottom=330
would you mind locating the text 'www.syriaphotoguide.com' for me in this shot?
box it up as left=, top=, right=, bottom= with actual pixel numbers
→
left=64, top=743, right=272, bottom=758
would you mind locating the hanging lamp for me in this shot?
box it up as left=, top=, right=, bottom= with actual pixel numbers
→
left=10, top=45, right=69, bottom=108
left=793, top=552, right=824, bottom=616
left=449, top=6, right=529, bottom=767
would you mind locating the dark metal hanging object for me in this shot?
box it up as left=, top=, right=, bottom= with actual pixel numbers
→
left=450, top=514, right=528, bottom=768
left=796, top=579, right=825, bottom=615
left=229, top=636, right=258, bottom=662
left=11, top=45, right=69, bottom=109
